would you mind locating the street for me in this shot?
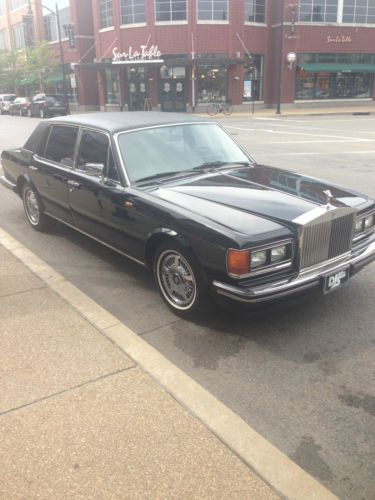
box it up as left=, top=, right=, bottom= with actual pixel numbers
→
left=1, top=113, right=374, bottom=499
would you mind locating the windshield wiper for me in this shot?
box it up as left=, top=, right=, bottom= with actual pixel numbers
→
left=136, top=171, right=185, bottom=184
left=193, top=161, right=251, bottom=170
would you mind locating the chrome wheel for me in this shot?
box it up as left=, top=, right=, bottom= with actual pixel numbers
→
left=24, top=187, right=40, bottom=225
left=157, top=250, right=197, bottom=310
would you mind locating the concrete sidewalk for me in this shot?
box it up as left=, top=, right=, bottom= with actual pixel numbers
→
left=0, top=243, right=278, bottom=499
left=0, top=229, right=338, bottom=500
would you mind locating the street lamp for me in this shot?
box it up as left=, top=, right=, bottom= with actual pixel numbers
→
left=26, top=1, right=69, bottom=105
left=275, top=0, right=285, bottom=115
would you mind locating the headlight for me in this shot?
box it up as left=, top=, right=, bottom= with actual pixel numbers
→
left=271, top=245, right=287, bottom=262
left=364, top=215, right=375, bottom=230
left=251, top=250, right=267, bottom=268
left=355, top=218, right=364, bottom=233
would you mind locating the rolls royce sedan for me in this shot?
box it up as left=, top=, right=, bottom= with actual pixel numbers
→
left=1, top=112, right=374, bottom=316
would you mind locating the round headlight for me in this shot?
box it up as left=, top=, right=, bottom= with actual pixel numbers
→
left=251, top=250, right=267, bottom=268
left=271, top=245, right=287, bottom=262
left=364, top=215, right=375, bottom=230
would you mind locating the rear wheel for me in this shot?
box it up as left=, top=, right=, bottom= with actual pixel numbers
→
left=39, top=107, right=46, bottom=118
left=22, top=183, right=49, bottom=231
left=27, top=108, right=32, bottom=118
left=154, top=242, right=208, bottom=317
left=207, top=103, right=218, bottom=116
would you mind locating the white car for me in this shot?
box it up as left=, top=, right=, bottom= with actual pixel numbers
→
left=0, top=94, right=16, bottom=114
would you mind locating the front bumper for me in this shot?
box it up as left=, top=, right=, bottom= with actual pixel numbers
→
left=213, top=240, right=375, bottom=304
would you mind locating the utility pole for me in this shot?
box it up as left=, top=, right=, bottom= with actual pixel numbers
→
left=276, top=0, right=285, bottom=114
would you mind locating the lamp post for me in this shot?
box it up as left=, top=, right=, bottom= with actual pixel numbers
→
left=27, top=1, right=68, bottom=104
left=275, top=0, right=285, bottom=114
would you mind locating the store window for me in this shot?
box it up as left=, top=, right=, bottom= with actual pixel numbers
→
left=0, top=1, right=4, bottom=16
left=296, top=69, right=373, bottom=100
left=99, top=0, right=113, bottom=29
left=121, top=0, right=146, bottom=25
left=243, top=55, right=263, bottom=101
left=299, top=0, right=338, bottom=22
left=104, top=68, right=120, bottom=104
left=244, top=0, right=265, bottom=23
left=0, top=30, right=7, bottom=51
left=155, top=0, right=187, bottom=21
left=343, top=0, right=375, bottom=23
left=197, top=0, right=228, bottom=21
left=197, top=63, right=227, bottom=103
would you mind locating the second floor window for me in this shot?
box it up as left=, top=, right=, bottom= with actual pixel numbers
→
left=9, top=0, right=26, bottom=10
left=197, top=0, right=228, bottom=21
left=121, top=0, right=146, bottom=24
left=245, top=0, right=265, bottom=23
left=11, top=23, right=26, bottom=49
left=0, top=30, right=8, bottom=50
left=299, top=0, right=338, bottom=22
left=99, top=0, right=113, bottom=29
left=155, top=0, right=187, bottom=21
left=343, top=0, right=375, bottom=23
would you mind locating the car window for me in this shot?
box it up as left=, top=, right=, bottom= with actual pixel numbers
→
left=77, top=129, right=109, bottom=176
left=44, top=125, right=79, bottom=168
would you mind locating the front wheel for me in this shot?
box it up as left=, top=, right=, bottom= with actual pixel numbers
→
left=22, top=183, right=49, bottom=231
left=154, top=243, right=207, bottom=316
left=27, top=108, right=32, bottom=118
left=223, top=103, right=233, bottom=116
left=207, top=103, right=218, bottom=116
left=39, top=108, right=46, bottom=119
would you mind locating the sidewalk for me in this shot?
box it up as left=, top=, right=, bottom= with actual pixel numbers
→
left=0, top=229, right=338, bottom=500
left=196, top=103, right=375, bottom=118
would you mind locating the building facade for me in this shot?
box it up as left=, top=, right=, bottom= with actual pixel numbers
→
left=81, top=0, right=375, bottom=112
left=1, top=0, right=375, bottom=111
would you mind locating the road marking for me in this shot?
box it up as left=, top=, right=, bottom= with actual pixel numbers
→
left=255, top=150, right=375, bottom=156
left=0, top=226, right=337, bottom=500
left=253, top=140, right=364, bottom=144
left=225, top=126, right=374, bottom=142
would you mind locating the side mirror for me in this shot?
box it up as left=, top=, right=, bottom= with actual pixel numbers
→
left=85, top=162, right=104, bottom=177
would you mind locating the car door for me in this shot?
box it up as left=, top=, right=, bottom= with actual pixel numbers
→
left=68, top=128, right=128, bottom=251
left=33, top=124, right=79, bottom=223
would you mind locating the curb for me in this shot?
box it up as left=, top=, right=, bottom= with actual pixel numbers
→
left=0, top=226, right=338, bottom=500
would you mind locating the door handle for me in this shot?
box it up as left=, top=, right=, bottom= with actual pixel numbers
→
left=28, top=165, right=38, bottom=171
left=67, top=180, right=81, bottom=188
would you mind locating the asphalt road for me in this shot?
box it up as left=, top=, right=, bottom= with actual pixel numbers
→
left=1, top=113, right=375, bottom=499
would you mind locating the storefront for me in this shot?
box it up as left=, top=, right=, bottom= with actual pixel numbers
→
left=296, top=53, right=375, bottom=100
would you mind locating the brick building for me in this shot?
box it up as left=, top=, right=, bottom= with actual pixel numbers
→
left=1, top=0, right=375, bottom=111
left=77, top=0, right=375, bottom=112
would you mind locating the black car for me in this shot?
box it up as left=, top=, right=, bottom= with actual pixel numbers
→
left=27, top=93, right=69, bottom=118
left=1, top=112, right=374, bottom=316
left=9, top=97, right=31, bottom=116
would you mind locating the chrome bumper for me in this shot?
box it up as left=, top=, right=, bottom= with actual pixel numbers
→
left=0, top=175, right=17, bottom=192
left=213, top=240, right=375, bottom=304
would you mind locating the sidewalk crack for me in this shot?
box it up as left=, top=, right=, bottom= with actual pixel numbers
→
left=0, top=366, right=136, bottom=417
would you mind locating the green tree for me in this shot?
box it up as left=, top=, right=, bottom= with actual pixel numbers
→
left=0, top=50, right=24, bottom=93
left=23, top=42, right=59, bottom=91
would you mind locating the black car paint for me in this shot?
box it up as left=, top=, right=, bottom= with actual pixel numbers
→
left=0, top=113, right=373, bottom=293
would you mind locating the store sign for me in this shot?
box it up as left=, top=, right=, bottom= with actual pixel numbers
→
left=326, top=35, right=352, bottom=44
left=112, top=44, right=162, bottom=63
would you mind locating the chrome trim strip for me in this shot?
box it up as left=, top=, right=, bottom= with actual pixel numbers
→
left=213, top=240, right=375, bottom=304
left=44, top=212, right=146, bottom=267
left=0, top=174, right=17, bottom=190
left=34, top=154, right=71, bottom=172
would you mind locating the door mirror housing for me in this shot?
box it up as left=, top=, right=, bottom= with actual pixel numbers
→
left=84, top=162, right=104, bottom=177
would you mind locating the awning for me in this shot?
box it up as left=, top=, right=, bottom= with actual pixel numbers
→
left=298, top=63, right=375, bottom=74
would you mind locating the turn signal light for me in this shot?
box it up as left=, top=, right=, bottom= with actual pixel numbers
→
left=227, top=249, right=250, bottom=276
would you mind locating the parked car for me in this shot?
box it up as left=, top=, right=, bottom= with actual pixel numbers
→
left=1, top=113, right=374, bottom=316
left=27, top=93, right=69, bottom=118
left=9, top=97, right=31, bottom=116
left=0, top=94, right=16, bottom=114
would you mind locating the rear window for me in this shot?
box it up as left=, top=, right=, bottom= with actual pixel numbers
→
left=44, top=125, right=79, bottom=167
left=4, top=95, right=16, bottom=101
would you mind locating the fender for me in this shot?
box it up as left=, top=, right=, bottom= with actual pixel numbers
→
left=145, top=227, right=194, bottom=267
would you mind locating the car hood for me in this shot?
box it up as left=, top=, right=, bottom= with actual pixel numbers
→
left=151, top=165, right=370, bottom=228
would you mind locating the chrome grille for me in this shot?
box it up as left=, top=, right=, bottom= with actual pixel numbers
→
left=300, top=212, right=355, bottom=269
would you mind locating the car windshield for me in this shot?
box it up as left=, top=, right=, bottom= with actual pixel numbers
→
left=117, top=123, right=252, bottom=184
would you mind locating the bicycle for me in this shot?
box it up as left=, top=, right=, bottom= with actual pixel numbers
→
left=207, top=99, right=233, bottom=116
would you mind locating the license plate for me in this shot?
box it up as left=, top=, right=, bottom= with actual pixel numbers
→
left=323, top=266, right=350, bottom=294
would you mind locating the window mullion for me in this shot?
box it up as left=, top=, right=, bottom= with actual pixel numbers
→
left=337, top=0, right=344, bottom=23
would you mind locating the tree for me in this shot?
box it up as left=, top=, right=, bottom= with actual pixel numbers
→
left=23, top=41, right=59, bottom=91
left=0, top=50, right=24, bottom=93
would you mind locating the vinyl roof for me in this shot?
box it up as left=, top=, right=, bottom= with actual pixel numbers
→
left=49, top=111, right=211, bottom=133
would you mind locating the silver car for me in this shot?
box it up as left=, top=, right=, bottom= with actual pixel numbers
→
left=0, top=94, right=17, bottom=115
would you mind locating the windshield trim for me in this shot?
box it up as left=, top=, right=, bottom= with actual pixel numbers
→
left=113, top=122, right=254, bottom=187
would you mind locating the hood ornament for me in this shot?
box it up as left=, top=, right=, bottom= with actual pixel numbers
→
left=323, top=189, right=335, bottom=209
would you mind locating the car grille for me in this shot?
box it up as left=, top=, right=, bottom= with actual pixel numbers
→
left=300, top=212, right=355, bottom=269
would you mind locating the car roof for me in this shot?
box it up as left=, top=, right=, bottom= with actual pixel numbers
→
left=48, top=111, right=212, bottom=134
